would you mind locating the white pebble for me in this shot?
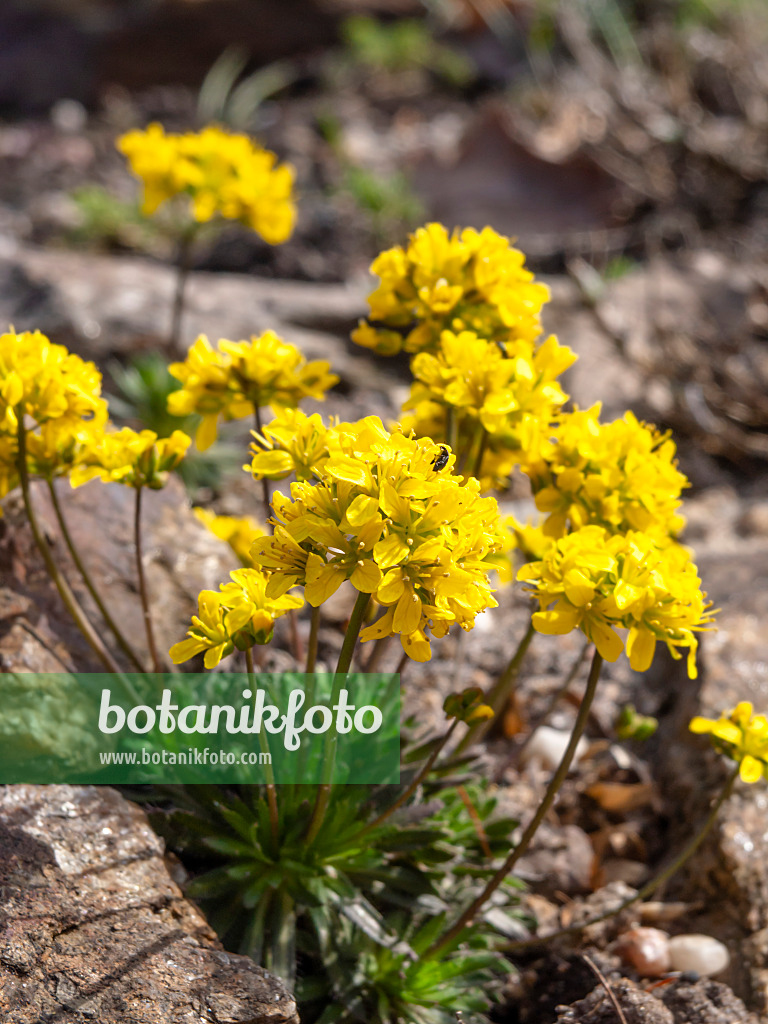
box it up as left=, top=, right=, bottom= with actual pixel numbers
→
left=616, top=927, right=671, bottom=977
left=668, top=934, right=730, bottom=976
left=519, top=726, right=589, bottom=771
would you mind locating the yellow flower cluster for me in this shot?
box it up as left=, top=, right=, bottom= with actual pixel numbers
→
left=70, top=427, right=190, bottom=490
left=524, top=404, right=688, bottom=541
left=249, top=416, right=503, bottom=662
left=0, top=328, right=108, bottom=498
left=117, top=123, right=296, bottom=245
left=193, top=508, right=264, bottom=566
left=248, top=407, right=336, bottom=482
left=168, top=333, right=338, bottom=450
left=169, top=567, right=303, bottom=668
left=690, top=702, right=768, bottom=783
left=401, top=330, right=575, bottom=486
left=352, top=223, right=549, bottom=355
left=518, top=526, right=714, bottom=678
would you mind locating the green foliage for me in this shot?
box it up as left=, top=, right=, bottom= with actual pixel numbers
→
left=615, top=703, right=658, bottom=741
left=146, top=778, right=522, bottom=1021
left=197, top=48, right=297, bottom=131
left=68, top=185, right=159, bottom=251
left=602, top=254, right=638, bottom=281
left=343, top=166, right=425, bottom=242
left=106, top=353, right=240, bottom=493
left=340, top=15, right=473, bottom=86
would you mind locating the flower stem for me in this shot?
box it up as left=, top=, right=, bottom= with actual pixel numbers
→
left=47, top=479, right=146, bottom=672
left=304, top=590, right=370, bottom=846
left=455, top=618, right=536, bottom=755
left=358, top=717, right=460, bottom=838
left=515, top=639, right=591, bottom=762
left=253, top=405, right=271, bottom=525
left=169, top=223, right=198, bottom=350
left=503, top=762, right=741, bottom=952
left=305, top=604, right=320, bottom=673
left=425, top=649, right=604, bottom=959
left=472, top=427, right=488, bottom=480
left=134, top=485, right=163, bottom=673
left=15, top=418, right=121, bottom=675
left=246, top=646, right=279, bottom=847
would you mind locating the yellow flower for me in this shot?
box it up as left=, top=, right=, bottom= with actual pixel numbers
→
left=518, top=525, right=714, bottom=676
left=70, top=428, right=190, bottom=489
left=525, top=404, right=688, bottom=541
left=250, top=415, right=503, bottom=661
left=193, top=508, right=264, bottom=566
left=248, top=407, right=336, bottom=482
left=690, top=702, right=768, bottom=783
left=352, top=223, right=549, bottom=356
left=117, top=123, right=296, bottom=244
left=0, top=329, right=107, bottom=438
left=169, top=568, right=302, bottom=667
left=168, top=332, right=338, bottom=450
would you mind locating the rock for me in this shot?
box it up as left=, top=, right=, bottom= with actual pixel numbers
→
left=0, top=784, right=298, bottom=1023
left=668, top=934, right=730, bottom=977
left=0, top=246, right=400, bottom=401
left=519, top=725, right=590, bottom=771
left=556, top=976, right=675, bottom=1024
left=0, top=475, right=234, bottom=672
left=656, top=975, right=760, bottom=1024
left=616, top=927, right=671, bottom=978
left=515, top=822, right=594, bottom=899
left=555, top=974, right=761, bottom=1024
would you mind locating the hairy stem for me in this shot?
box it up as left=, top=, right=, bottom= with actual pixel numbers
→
left=426, top=649, right=604, bottom=958
left=47, top=479, right=146, bottom=671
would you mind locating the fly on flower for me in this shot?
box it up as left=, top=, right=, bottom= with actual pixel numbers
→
left=431, top=445, right=450, bottom=472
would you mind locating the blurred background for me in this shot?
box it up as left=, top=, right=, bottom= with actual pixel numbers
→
left=0, top=0, right=767, bottom=488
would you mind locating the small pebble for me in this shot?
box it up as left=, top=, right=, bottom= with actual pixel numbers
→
left=668, top=934, right=730, bottom=977
left=519, top=726, right=589, bottom=771
left=616, top=926, right=671, bottom=977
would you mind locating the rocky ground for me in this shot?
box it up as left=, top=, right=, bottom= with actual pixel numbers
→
left=2, top=1, right=768, bottom=1020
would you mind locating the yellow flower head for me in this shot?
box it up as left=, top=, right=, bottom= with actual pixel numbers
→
left=193, top=508, right=264, bottom=566
left=352, top=223, right=549, bottom=356
left=690, top=702, right=768, bottom=783
left=70, top=427, right=190, bottom=490
left=525, top=405, right=688, bottom=541
left=0, top=328, right=107, bottom=438
left=169, top=567, right=303, bottom=667
left=250, top=415, right=504, bottom=662
left=401, top=328, right=576, bottom=486
left=518, top=525, right=715, bottom=677
left=168, top=332, right=338, bottom=450
left=117, top=123, right=296, bottom=244
left=248, top=407, right=336, bottom=482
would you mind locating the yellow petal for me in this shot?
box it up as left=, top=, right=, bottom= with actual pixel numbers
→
left=740, top=754, right=763, bottom=784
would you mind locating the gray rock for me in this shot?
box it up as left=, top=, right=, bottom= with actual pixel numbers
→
left=0, top=784, right=298, bottom=1023
left=0, top=475, right=233, bottom=672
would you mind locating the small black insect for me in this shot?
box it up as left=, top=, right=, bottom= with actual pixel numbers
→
left=495, top=339, right=508, bottom=357
left=431, top=445, right=450, bottom=471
